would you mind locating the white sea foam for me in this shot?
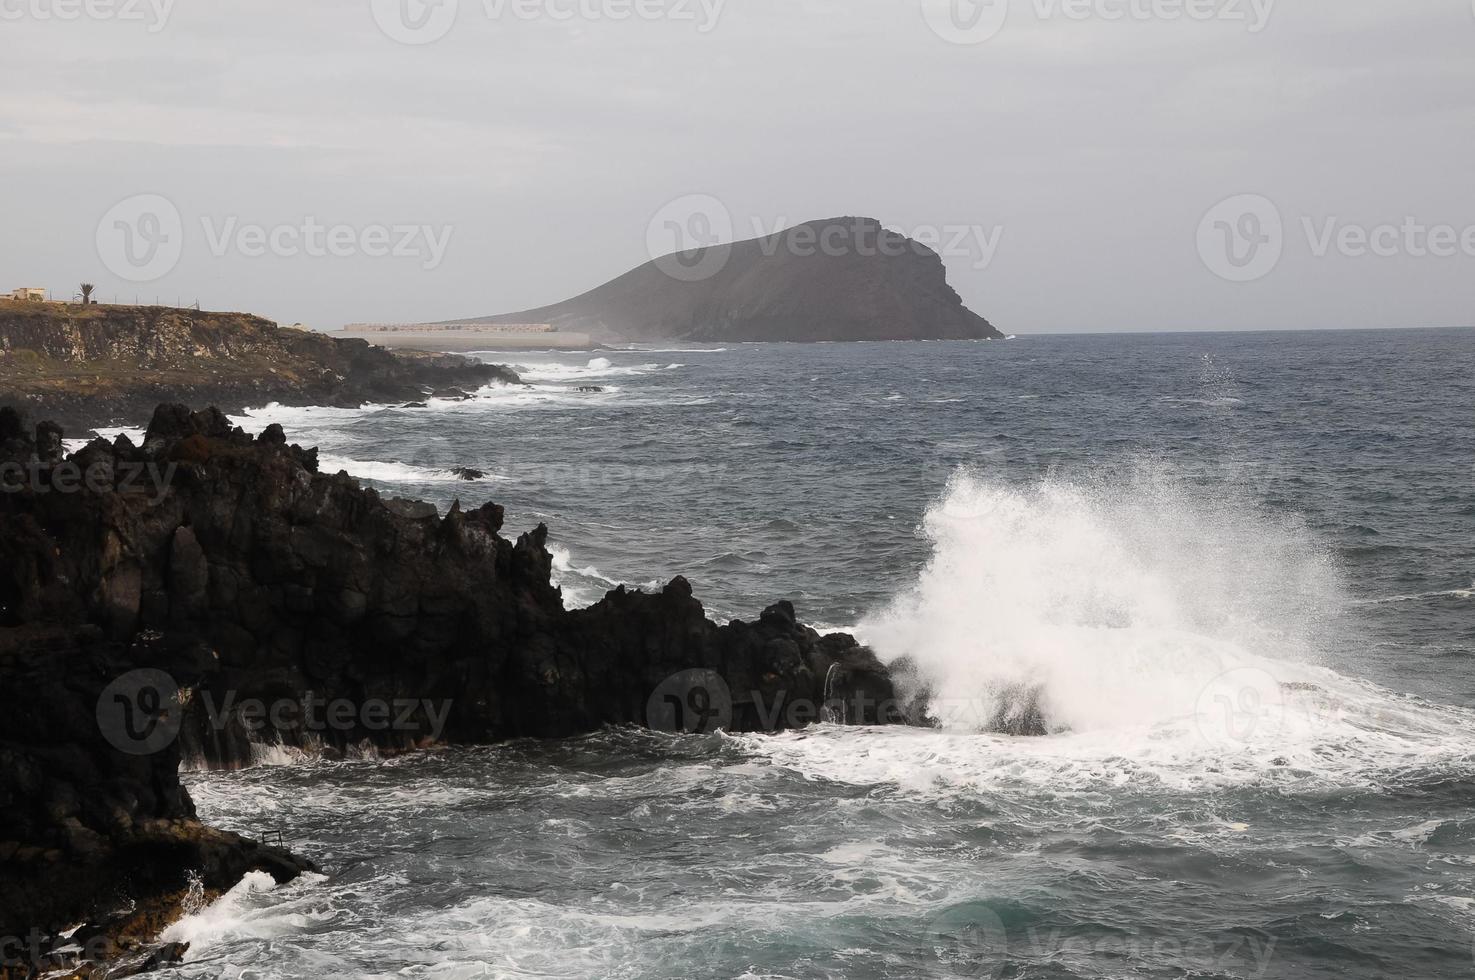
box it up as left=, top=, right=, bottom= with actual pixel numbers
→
left=511, top=357, right=680, bottom=383
left=862, top=465, right=1348, bottom=734
left=740, top=677, right=1475, bottom=796
left=394, top=861, right=957, bottom=979
left=1358, top=584, right=1474, bottom=605
left=63, top=425, right=146, bottom=454
left=232, top=403, right=382, bottom=434
left=223, top=358, right=685, bottom=446
left=735, top=467, right=1475, bottom=796
left=549, top=544, right=619, bottom=608
left=314, top=453, right=498, bottom=486
left=549, top=544, right=664, bottom=609
left=610, top=346, right=730, bottom=354
left=160, top=870, right=328, bottom=950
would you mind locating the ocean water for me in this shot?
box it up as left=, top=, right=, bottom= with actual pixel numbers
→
left=164, top=329, right=1474, bottom=979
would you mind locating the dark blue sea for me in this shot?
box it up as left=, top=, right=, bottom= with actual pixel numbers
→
left=145, top=329, right=1475, bottom=979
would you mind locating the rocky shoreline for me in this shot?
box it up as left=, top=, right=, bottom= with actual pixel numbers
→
left=0, top=402, right=904, bottom=975
left=0, top=305, right=518, bottom=433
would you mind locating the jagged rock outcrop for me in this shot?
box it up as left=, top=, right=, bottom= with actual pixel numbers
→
left=0, top=305, right=518, bottom=431
left=453, top=216, right=1002, bottom=342
left=0, top=625, right=314, bottom=961
left=0, top=403, right=901, bottom=956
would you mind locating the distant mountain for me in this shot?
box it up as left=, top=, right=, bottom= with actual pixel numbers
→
left=451, top=216, right=1002, bottom=342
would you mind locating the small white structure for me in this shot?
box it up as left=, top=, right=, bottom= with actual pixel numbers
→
left=7, top=288, right=47, bottom=302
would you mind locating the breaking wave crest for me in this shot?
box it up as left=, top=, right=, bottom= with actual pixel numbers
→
left=743, top=466, right=1475, bottom=796
left=314, top=453, right=497, bottom=486
left=862, top=466, right=1346, bottom=735
left=756, top=466, right=1475, bottom=795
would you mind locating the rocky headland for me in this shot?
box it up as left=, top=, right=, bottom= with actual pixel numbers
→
left=0, top=402, right=902, bottom=974
left=451, top=216, right=1003, bottom=343
left=0, top=304, right=518, bottom=433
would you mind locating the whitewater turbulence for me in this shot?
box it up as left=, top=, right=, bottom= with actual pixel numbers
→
left=862, top=466, right=1344, bottom=734
left=728, top=467, right=1475, bottom=798
left=846, top=468, right=1467, bottom=764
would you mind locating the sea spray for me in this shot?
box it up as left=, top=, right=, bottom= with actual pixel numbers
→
left=182, top=870, right=206, bottom=917
left=861, top=464, right=1347, bottom=734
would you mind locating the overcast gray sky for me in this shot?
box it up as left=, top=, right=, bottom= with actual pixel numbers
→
left=2, top=0, right=1472, bottom=333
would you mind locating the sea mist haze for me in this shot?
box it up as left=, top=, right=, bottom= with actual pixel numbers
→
left=159, top=328, right=1475, bottom=979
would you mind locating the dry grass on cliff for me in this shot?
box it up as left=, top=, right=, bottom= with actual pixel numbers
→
left=0, top=304, right=332, bottom=398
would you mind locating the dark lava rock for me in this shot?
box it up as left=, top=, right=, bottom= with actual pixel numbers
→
left=451, top=467, right=486, bottom=481
left=0, top=623, right=314, bottom=944
left=0, top=402, right=903, bottom=941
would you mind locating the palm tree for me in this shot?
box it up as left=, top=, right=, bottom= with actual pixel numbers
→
left=79, top=283, right=95, bottom=305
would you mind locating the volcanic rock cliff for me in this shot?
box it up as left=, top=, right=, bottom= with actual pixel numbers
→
left=455, top=216, right=1002, bottom=342
left=0, top=403, right=900, bottom=964
left=0, top=304, right=517, bottom=432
